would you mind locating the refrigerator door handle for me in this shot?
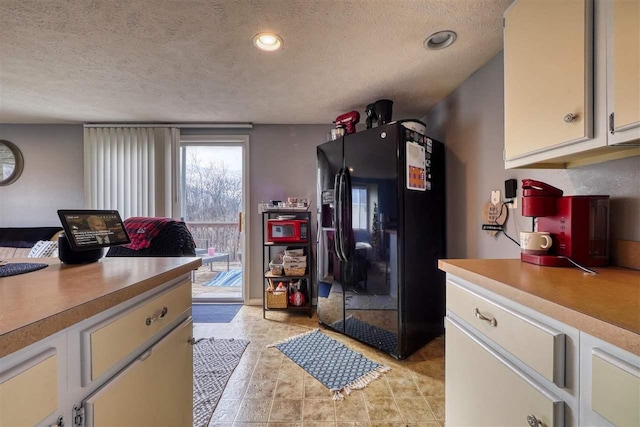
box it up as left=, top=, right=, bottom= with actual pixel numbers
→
left=334, top=169, right=345, bottom=261
left=340, top=167, right=353, bottom=261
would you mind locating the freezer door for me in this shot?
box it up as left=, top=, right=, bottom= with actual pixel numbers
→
left=316, top=140, right=346, bottom=330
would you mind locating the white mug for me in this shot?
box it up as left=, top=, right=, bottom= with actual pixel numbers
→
left=520, top=231, right=553, bottom=255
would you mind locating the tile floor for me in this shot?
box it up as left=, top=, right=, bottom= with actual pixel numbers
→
left=193, top=305, right=446, bottom=427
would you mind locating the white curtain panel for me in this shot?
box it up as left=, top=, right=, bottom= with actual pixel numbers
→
left=83, top=127, right=180, bottom=219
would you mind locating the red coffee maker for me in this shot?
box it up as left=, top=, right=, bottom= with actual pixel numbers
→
left=521, top=179, right=610, bottom=267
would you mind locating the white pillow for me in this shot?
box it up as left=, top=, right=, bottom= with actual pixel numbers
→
left=28, top=240, right=59, bottom=258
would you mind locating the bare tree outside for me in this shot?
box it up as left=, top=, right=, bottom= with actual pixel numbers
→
left=184, top=150, right=242, bottom=261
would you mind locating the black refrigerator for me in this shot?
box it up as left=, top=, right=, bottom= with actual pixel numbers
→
left=316, top=121, right=445, bottom=359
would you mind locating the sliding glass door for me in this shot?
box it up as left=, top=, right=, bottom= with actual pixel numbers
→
left=180, top=135, right=248, bottom=303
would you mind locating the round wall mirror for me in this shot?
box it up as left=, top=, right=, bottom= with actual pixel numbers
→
left=0, top=140, right=24, bottom=186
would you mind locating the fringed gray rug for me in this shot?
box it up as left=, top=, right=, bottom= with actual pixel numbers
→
left=268, top=328, right=390, bottom=400
left=193, top=337, right=249, bottom=427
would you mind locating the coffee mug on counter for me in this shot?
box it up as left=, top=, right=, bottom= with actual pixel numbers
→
left=520, top=231, right=553, bottom=255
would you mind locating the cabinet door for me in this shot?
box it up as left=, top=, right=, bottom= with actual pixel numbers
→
left=445, top=317, right=564, bottom=427
left=0, top=350, right=58, bottom=427
left=607, top=0, right=640, bottom=144
left=504, top=0, right=592, bottom=161
left=592, top=349, right=640, bottom=427
left=84, top=318, right=193, bottom=427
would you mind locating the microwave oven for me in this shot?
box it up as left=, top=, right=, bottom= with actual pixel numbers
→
left=267, top=219, right=308, bottom=243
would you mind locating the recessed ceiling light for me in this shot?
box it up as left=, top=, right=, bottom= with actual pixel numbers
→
left=253, top=32, right=283, bottom=51
left=424, top=30, right=457, bottom=50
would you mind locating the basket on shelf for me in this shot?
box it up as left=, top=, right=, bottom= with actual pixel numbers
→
left=269, top=261, right=284, bottom=276
left=284, top=265, right=306, bottom=276
left=265, top=290, right=288, bottom=308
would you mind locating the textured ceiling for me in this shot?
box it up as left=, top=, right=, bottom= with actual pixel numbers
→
left=0, top=0, right=513, bottom=125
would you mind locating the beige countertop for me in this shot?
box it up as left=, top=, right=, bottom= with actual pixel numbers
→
left=0, top=257, right=202, bottom=358
left=439, top=259, right=640, bottom=356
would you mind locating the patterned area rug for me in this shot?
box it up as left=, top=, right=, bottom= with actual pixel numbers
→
left=192, top=304, right=243, bottom=323
left=330, top=315, right=398, bottom=355
left=269, top=329, right=390, bottom=400
left=193, top=337, right=249, bottom=427
left=203, top=269, right=242, bottom=287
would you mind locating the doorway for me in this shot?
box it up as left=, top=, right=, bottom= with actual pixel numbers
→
left=180, top=135, right=249, bottom=303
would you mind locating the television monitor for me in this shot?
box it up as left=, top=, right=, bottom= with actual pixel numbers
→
left=57, top=209, right=131, bottom=252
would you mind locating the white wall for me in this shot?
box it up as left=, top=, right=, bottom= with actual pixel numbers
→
left=0, top=125, right=84, bottom=226
left=423, top=52, right=640, bottom=260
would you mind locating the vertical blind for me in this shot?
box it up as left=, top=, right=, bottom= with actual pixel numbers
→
left=83, top=127, right=180, bottom=219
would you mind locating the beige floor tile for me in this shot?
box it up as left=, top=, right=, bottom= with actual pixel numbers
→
left=197, top=306, right=446, bottom=427
left=302, top=399, right=336, bottom=422
left=234, top=399, right=273, bottom=422
left=425, top=396, right=445, bottom=421
left=220, top=377, right=250, bottom=400
left=210, top=399, right=242, bottom=423
left=394, top=398, right=436, bottom=423
left=253, top=364, right=283, bottom=380
left=361, top=379, right=393, bottom=400
left=245, top=379, right=278, bottom=399
left=364, top=398, right=402, bottom=422
left=334, top=395, right=369, bottom=422
left=270, top=399, right=303, bottom=422
left=370, top=423, right=440, bottom=427
left=278, top=361, right=305, bottom=380
left=274, top=378, right=305, bottom=399
left=413, top=375, right=445, bottom=398
left=304, top=377, right=332, bottom=399
left=409, top=359, right=445, bottom=380
left=387, top=378, right=420, bottom=399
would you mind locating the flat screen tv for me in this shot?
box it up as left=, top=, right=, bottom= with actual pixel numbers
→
left=57, top=209, right=131, bottom=252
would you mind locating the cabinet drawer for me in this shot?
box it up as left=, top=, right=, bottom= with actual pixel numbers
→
left=0, top=349, right=58, bottom=427
left=447, top=280, right=565, bottom=385
left=84, top=318, right=193, bottom=427
left=446, top=317, right=564, bottom=427
left=592, top=349, right=640, bottom=427
left=87, top=279, right=191, bottom=381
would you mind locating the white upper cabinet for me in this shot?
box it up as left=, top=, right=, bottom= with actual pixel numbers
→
left=504, top=0, right=593, bottom=164
left=504, top=0, right=640, bottom=169
left=607, top=0, right=640, bottom=144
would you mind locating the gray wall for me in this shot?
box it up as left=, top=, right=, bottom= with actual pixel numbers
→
left=423, top=52, right=640, bottom=260
left=0, top=125, right=84, bottom=226
left=0, top=123, right=331, bottom=302
left=248, top=124, right=331, bottom=301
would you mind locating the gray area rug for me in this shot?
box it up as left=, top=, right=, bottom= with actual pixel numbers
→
left=268, top=329, right=390, bottom=400
left=193, top=337, right=249, bottom=427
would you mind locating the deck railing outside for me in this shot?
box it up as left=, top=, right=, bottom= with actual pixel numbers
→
left=185, top=222, right=241, bottom=262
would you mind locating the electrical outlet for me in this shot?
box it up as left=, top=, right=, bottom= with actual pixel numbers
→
left=508, top=196, right=518, bottom=209
left=491, top=190, right=501, bottom=206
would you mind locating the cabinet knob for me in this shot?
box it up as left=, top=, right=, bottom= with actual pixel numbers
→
left=527, top=414, right=542, bottom=427
left=563, top=113, right=577, bottom=123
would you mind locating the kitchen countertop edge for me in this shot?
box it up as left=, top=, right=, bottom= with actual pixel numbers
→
left=0, top=257, right=202, bottom=358
left=439, top=259, right=640, bottom=356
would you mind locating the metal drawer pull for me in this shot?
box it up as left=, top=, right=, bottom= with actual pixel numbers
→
left=527, top=414, right=542, bottom=427
left=474, top=308, right=497, bottom=327
left=146, top=306, right=168, bottom=325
